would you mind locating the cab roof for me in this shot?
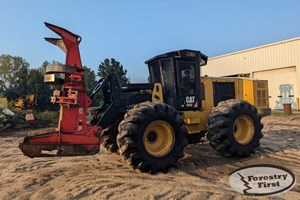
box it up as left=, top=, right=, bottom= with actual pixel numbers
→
left=145, top=49, right=208, bottom=66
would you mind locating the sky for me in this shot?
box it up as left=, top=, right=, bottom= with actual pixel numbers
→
left=1, top=0, right=300, bottom=82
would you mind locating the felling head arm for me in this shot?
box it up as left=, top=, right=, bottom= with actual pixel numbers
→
left=19, top=23, right=100, bottom=158
left=44, top=22, right=82, bottom=67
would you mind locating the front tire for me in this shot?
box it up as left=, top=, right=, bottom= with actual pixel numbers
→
left=100, top=124, right=118, bottom=153
left=207, top=99, right=263, bottom=157
left=117, top=102, right=188, bottom=174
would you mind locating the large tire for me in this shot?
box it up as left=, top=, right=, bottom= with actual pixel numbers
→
left=100, top=124, right=118, bottom=153
left=117, top=102, right=188, bottom=174
left=207, top=99, right=263, bottom=157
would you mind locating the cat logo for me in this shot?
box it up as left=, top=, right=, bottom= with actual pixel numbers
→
left=186, top=96, right=195, bottom=104
left=185, top=96, right=195, bottom=107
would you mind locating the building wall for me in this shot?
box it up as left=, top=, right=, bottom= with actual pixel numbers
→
left=253, top=67, right=297, bottom=109
left=202, top=38, right=300, bottom=110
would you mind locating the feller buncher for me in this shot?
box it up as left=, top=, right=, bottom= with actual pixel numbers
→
left=19, top=23, right=270, bottom=174
left=0, top=94, right=37, bottom=110
left=13, top=94, right=37, bottom=110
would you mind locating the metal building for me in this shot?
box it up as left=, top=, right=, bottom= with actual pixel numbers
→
left=202, top=37, right=300, bottom=110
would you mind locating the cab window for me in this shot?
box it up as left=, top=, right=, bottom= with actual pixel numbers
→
left=178, top=62, right=196, bottom=95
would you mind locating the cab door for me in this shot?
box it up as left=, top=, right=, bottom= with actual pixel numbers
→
left=176, top=60, right=201, bottom=110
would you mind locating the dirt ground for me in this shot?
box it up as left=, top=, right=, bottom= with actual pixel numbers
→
left=0, top=115, right=300, bottom=200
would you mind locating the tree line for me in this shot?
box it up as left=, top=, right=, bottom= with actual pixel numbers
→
left=0, top=54, right=130, bottom=111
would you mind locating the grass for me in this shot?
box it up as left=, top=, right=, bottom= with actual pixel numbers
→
left=34, top=110, right=59, bottom=123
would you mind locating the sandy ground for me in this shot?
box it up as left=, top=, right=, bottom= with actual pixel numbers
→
left=0, top=115, right=300, bottom=200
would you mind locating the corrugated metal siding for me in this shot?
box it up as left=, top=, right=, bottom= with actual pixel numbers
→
left=253, top=67, right=297, bottom=109
left=202, top=37, right=300, bottom=109
left=202, top=38, right=300, bottom=77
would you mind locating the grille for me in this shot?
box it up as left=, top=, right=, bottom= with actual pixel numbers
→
left=255, top=81, right=268, bottom=107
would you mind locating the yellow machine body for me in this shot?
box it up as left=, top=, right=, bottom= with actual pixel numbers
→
left=152, top=77, right=270, bottom=135
left=13, top=94, right=37, bottom=110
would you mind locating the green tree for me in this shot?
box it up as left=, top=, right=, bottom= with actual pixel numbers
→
left=97, top=58, right=130, bottom=86
left=39, top=60, right=49, bottom=74
left=83, top=66, right=96, bottom=95
left=0, top=54, right=29, bottom=99
left=15, top=65, right=29, bottom=95
left=27, top=68, right=53, bottom=111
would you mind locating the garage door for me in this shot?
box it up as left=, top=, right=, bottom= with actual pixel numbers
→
left=253, top=67, right=297, bottom=109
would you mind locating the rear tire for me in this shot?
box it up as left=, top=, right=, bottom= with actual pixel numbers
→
left=117, top=102, right=188, bottom=174
left=100, top=124, right=118, bottom=153
left=207, top=99, right=263, bottom=157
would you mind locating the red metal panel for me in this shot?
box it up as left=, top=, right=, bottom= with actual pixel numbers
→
left=19, top=23, right=101, bottom=157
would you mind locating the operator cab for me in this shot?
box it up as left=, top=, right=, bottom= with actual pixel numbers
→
left=145, top=49, right=208, bottom=110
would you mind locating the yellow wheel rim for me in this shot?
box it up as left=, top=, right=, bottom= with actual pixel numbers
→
left=233, top=115, right=255, bottom=145
left=143, top=120, right=175, bottom=157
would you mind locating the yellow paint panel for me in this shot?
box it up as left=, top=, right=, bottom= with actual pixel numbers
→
left=181, top=110, right=210, bottom=134
left=151, top=83, right=164, bottom=103
left=184, top=117, right=200, bottom=124
left=0, top=98, right=8, bottom=108
left=242, top=80, right=254, bottom=104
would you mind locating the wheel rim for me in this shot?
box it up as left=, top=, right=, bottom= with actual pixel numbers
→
left=233, top=115, right=255, bottom=145
left=143, top=120, right=175, bottom=157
